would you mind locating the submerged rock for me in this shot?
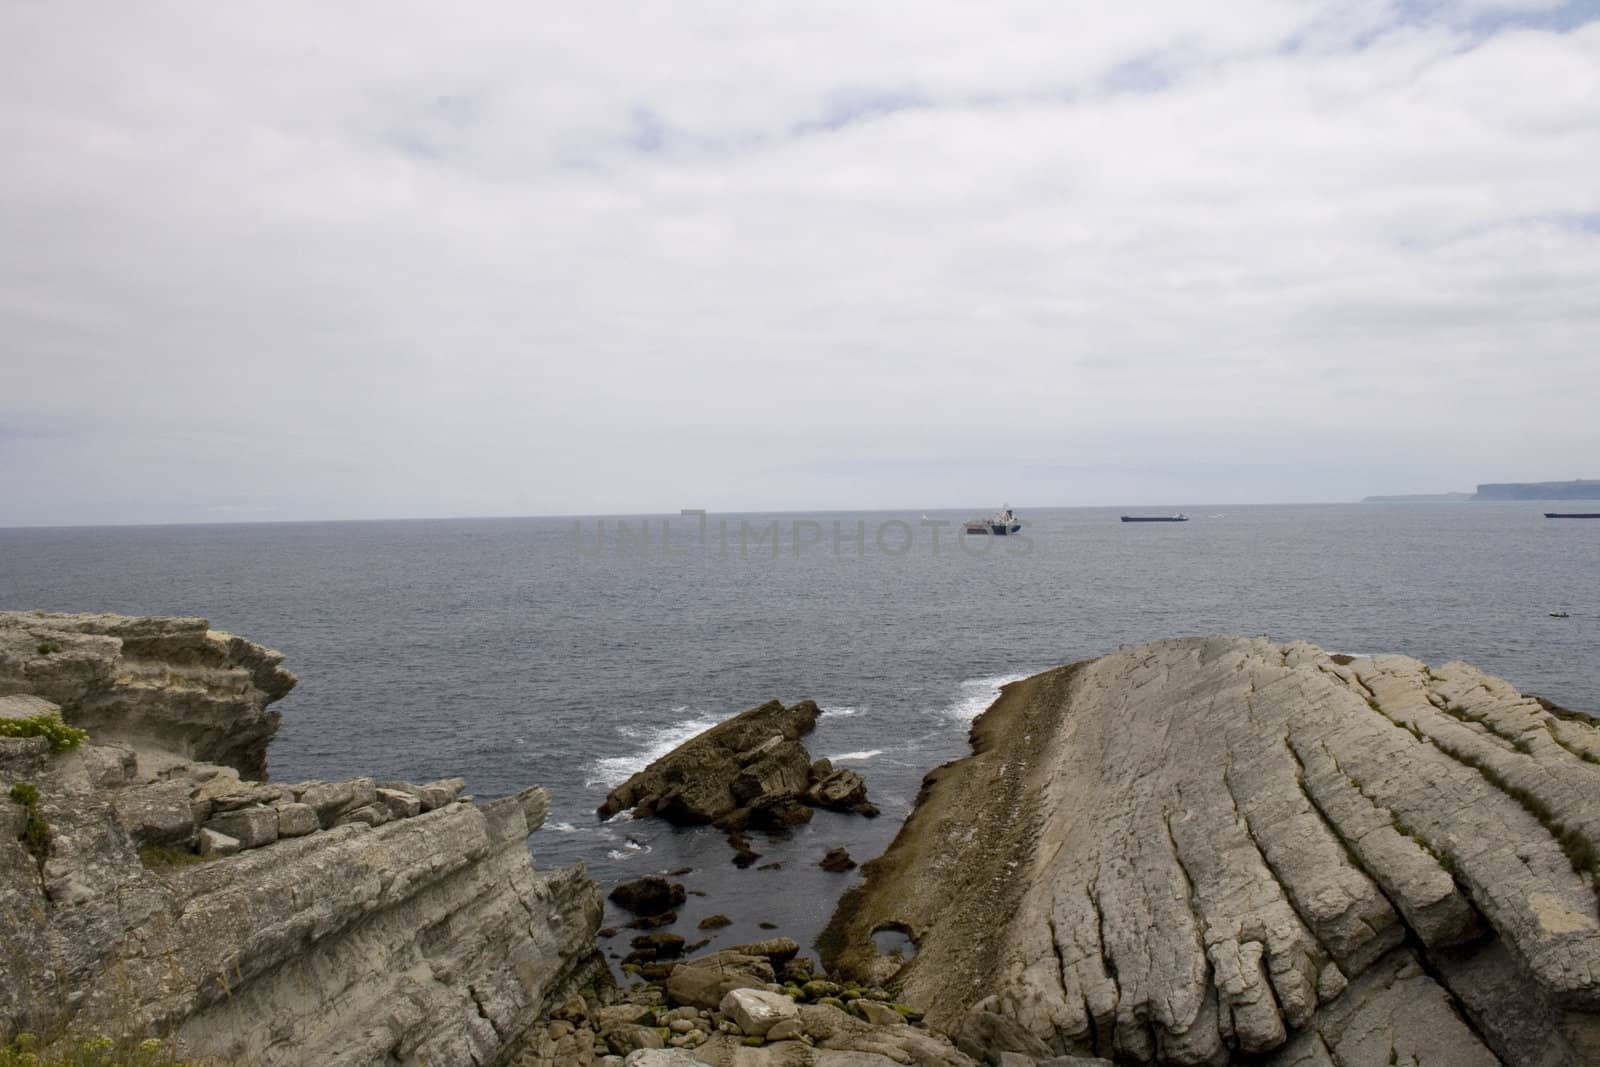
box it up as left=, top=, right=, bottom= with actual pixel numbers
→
left=610, top=875, right=688, bottom=916
left=821, top=636, right=1600, bottom=1066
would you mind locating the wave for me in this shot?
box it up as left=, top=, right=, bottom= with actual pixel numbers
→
left=820, top=706, right=860, bottom=718
left=942, top=672, right=1033, bottom=723
left=586, top=711, right=719, bottom=788
left=826, top=749, right=883, bottom=762
left=548, top=821, right=579, bottom=834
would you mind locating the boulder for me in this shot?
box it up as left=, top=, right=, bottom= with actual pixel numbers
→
left=203, top=805, right=278, bottom=849
left=819, top=847, right=856, bottom=872
left=805, top=768, right=869, bottom=810
left=111, top=780, right=196, bottom=848
left=610, top=876, right=687, bottom=916
left=274, top=802, right=318, bottom=838
left=665, top=952, right=775, bottom=1010
left=599, top=700, right=822, bottom=824
left=719, top=988, right=798, bottom=1037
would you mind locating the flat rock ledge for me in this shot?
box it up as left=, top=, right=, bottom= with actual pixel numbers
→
left=821, top=636, right=1600, bottom=1067
left=599, top=700, right=878, bottom=842
left=0, top=611, right=605, bottom=1066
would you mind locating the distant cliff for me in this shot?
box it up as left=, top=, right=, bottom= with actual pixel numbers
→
left=1475, top=479, right=1600, bottom=500
left=0, top=611, right=603, bottom=1066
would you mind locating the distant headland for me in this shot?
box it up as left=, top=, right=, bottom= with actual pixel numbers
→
left=1365, top=478, right=1600, bottom=503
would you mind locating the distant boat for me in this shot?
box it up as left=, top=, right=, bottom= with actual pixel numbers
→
left=1121, top=514, right=1189, bottom=523
left=1550, top=612, right=1571, bottom=618
left=964, top=506, right=1022, bottom=535
left=1544, top=513, right=1600, bottom=519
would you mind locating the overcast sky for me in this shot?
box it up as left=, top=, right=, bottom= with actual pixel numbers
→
left=2, top=2, right=1597, bottom=525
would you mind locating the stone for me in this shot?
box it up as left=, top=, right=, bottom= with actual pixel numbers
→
left=610, top=876, right=687, bottom=916
left=417, top=777, right=466, bottom=811
left=332, top=801, right=391, bottom=828
left=666, top=952, right=775, bottom=1010
left=375, top=787, right=421, bottom=819
left=632, top=932, right=686, bottom=958
left=621, top=1051, right=709, bottom=1066
left=597, top=1003, right=659, bottom=1029
left=851, top=999, right=906, bottom=1026
left=111, top=780, right=197, bottom=848
left=823, top=636, right=1600, bottom=1066
left=599, top=700, right=822, bottom=824
left=719, top=988, right=798, bottom=1037
left=274, top=802, right=318, bottom=838
left=727, top=937, right=800, bottom=965
left=197, top=827, right=240, bottom=857
left=698, top=914, right=732, bottom=930
left=819, top=847, right=855, bottom=872
left=203, top=805, right=278, bottom=849
left=605, top=1025, right=666, bottom=1055
left=805, top=768, right=869, bottom=811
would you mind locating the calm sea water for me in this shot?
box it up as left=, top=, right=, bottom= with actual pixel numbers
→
left=2, top=504, right=1595, bottom=958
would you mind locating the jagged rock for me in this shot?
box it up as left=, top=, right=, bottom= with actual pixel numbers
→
left=0, top=611, right=605, bottom=1066
left=274, top=802, right=318, bottom=838
left=606, top=1024, right=666, bottom=1054
left=0, top=611, right=295, bottom=778
left=610, top=875, right=687, bottom=915
left=822, top=637, right=1600, bottom=1066
left=805, top=768, right=868, bottom=811
left=720, top=988, right=798, bottom=1037
left=819, top=847, right=855, bottom=872
left=698, top=914, right=732, bottom=930
left=599, top=700, right=821, bottom=824
left=666, top=952, right=776, bottom=1010
left=376, top=786, right=422, bottom=819
left=198, top=827, right=239, bottom=857
left=633, top=932, right=687, bottom=958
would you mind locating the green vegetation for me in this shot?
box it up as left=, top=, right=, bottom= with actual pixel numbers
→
left=0, top=714, right=88, bottom=753
left=0, top=1033, right=201, bottom=1066
left=137, top=847, right=204, bottom=869
left=9, top=783, right=50, bottom=865
left=34, top=642, right=61, bottom=656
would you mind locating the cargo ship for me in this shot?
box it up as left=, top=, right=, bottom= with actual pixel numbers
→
left=1121, top=514, right=1189, bottom=523
left=964, top=506, right=1022, bottom=535
left=1544, top=513, right=1600, bottom=519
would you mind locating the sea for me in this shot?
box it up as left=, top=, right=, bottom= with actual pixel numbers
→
left=2, top=503, right=1595, bottom=960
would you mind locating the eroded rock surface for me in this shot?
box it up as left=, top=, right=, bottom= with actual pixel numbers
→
left=0, top=610, right=295, bottom=778
left=0, top=611, right=604, bottom=1066
left=822, top=637, right=1600, bottom=1066
left=598, top=700, right=878, bottom=846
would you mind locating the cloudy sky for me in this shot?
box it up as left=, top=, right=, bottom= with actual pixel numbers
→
left=2, top=2, right=1597, bottom=524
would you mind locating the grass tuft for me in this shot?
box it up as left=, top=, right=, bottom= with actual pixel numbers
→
left=0, top=714, right=88, bottom=753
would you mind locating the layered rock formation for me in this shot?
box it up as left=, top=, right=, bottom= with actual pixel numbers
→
left=0, top=611, right=603, bottom=1065
left=822, top=637, right=1600, bottom=1066
left=599, top=699, right=877, bottom=833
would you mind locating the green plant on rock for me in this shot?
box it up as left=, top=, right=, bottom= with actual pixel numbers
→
left=136, top=847, right=204, bottom=869
left=0, top=1032, right=202, bottom=1066
left=0, top=714, right=89, bottom=753
left=9, top=783, right=50, bottom=865
left=35, top=642, right=62, bottom=656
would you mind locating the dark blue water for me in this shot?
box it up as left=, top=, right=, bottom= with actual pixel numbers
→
left=2, top=504, right=1596, bottom=958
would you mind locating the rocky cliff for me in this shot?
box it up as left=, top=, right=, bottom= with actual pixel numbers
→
left=0, top=611, right=603, bottom=1065
left=822, top=637, right=1600, bottom=1066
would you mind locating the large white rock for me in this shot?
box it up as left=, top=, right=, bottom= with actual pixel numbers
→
left=719, top=988, right=798, bottom=1037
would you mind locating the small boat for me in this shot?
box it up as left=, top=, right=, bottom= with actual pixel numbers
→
left=1121, top=514, right=1189, bottom=523
left=1550, top=612, right=1571, bottom=618
left=1544, top=513, right=1600, bottom=519
left=964, top=506, right=1022, bottom=535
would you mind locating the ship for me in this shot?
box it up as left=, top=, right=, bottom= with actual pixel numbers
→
left=1544, top=513, right=1600, bottom=519
left=964, top=506, right=1022, bottom=535
left=1121, top=514, right=1189, bottom=523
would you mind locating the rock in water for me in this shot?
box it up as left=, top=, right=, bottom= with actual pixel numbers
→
left=0, top=611, right=605, bottom=1066
left=821, top=637, right=1600, bottom=1067
left=609, top=875, right=687, bottom=915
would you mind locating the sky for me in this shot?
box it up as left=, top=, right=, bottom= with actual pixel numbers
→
left=2, top=2, right=1598, bottom=525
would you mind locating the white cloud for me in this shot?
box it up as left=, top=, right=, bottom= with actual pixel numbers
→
left=1, top=2, right=1597, bottom=522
